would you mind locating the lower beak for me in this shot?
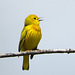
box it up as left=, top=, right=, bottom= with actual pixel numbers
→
left=38, top=17, right=43, bottom=21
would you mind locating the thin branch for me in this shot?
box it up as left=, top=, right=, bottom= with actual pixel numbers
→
left=0, top=49, right=75, bottom=58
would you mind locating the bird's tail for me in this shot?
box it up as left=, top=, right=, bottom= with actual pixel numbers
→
left=22, top=55, right=29, bottom=70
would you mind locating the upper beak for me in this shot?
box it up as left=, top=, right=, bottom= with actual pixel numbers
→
left=38, top=17, right=43, bottom=21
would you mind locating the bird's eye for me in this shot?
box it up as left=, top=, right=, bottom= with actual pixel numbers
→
left=34, top=18, right=36, bottom=19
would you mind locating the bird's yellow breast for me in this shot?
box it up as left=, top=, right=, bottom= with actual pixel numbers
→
left=23, top=24, right=42, bottom=50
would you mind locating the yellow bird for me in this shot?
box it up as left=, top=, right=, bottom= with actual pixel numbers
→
left=18, top=14, right=42, bottom=70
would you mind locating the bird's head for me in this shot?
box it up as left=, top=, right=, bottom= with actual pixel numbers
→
left=25, top=14, right=43, bottom=26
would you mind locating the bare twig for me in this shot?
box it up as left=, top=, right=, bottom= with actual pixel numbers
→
left=0, top=49, right=75, bottom=58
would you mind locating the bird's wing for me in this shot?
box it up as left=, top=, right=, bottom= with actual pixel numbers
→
left=18, top=27, right=27, bottom=52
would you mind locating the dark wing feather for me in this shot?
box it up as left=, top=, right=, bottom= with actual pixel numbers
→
left=18, top=27, right=27, bottom=52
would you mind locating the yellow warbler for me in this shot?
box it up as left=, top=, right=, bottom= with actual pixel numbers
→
left=18, top=14, right=42, bottom=70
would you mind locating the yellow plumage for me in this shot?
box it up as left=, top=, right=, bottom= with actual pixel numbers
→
left=19, top=14, right=42, bottom=70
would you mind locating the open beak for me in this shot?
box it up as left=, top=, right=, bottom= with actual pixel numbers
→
left=38, top=17, right=43, bottom=21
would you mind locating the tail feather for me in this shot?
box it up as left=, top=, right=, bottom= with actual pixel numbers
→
left=22, top=55, right=29, bottom=70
